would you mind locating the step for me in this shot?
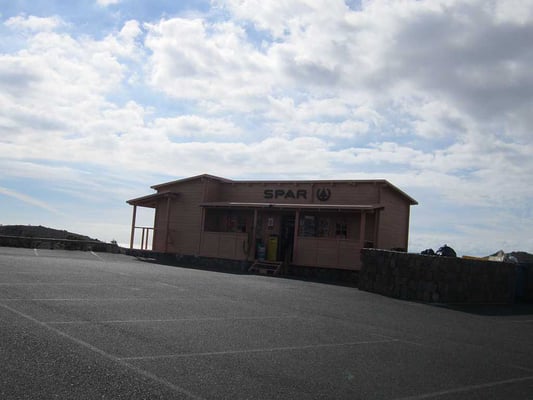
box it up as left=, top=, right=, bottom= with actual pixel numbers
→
left=249, top=260, right=283, bottom=276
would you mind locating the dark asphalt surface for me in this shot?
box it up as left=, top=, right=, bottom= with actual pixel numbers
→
left=1, top=247, right=532, bottom=399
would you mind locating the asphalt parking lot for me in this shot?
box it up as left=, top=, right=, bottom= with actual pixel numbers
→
left=1, top=247, right=532, bottom=399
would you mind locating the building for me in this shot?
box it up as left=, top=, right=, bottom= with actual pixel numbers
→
left=127, top=174, right=417, bottom=271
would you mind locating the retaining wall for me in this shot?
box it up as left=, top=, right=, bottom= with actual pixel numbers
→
left=0, top=235, right=120, bottom=253
left=359, top=249, right=517, bottom=304
left=517, top=263, right=533, bottom=302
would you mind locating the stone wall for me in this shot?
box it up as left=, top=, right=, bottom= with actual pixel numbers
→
left=359, top=249, right=517, bottom=304
left=517, top=263, right=533, bottom=302
left=125, top=248, right=252, bottom=273
left=0, top=235, right=120, bottom=253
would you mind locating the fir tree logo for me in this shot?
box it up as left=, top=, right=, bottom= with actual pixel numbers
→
left=316, top=188, right=331, bottom=202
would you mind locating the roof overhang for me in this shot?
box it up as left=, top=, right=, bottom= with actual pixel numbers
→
left=200, top=202, right=383, bottom=212
left=149, top=174, right=417, bottom=206
left=127, top=191, right=179, bottom=208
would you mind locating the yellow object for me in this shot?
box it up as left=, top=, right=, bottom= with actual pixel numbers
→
left=267, top=235, right=278, bottom=261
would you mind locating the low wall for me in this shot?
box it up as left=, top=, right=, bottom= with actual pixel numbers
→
left=359, top=249, right=517, bottom=304
left=125, top=248, right=251, bottom=273
left=0, top=235, right=120, bottom=253
left=517, top=263, right=533, bottom=302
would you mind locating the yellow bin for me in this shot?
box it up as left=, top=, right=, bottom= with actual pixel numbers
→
left=267, top=235, right=278, bottom=261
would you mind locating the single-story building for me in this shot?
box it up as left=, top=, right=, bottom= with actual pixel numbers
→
left=127, top=174, right=417, bottom=271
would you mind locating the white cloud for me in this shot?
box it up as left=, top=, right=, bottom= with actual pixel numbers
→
left=5, top=15, right=65, bottom=32
left=144, top=18, right=272, bottom=103
left=154, top=115, right=243, bottom=138
left=0, top=186, right=62, bottom=214
left=489, top=0, right=533, bottom=25
left=96, top=0, right=121, bottom=7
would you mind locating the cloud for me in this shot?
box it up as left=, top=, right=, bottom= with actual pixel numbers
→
left=5, top=15, right=65, bottom=32
left=154, top=115, right=244, bottom=139
left=141, top=0, right=533, bottom=151
left=0, top=186, right=62, bottom=214
left=96, top=0, right=121, bottom=6
left=144, top=18, right=272, bottom=103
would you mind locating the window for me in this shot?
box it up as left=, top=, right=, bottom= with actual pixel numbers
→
left=204, top=209, right=249, bottom=233
left=318, top=217, right=330, bottom=237
left=335, top=222, right=347, bottom=239
left=299, top=213, right=350, bottom=239
left=299, top=215, right=316, bottom=237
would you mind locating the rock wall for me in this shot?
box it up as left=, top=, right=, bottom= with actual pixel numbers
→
left=0, top=235, right=120, bottom=253
left=359, top=249, right=517, bottom=304
left=517, top=263, right=533, bottom=302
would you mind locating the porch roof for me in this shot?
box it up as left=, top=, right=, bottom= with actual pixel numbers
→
left=200, top=202, right=383, bottom=212
left=126, top=191, right=180, bottom=208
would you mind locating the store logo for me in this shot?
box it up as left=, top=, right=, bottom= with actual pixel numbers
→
left=316, top=188, right=331, bottom=202
left=264, top=189, right=307, bottom=200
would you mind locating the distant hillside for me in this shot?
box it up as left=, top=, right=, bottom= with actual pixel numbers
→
left=0, top=225, right=99, bottom=242
left=510, top=252, right=533, bottom=264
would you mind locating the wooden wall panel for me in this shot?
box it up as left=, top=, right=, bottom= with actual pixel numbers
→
left=154, top=180, right=205, bottom=254
left=216, top=181, right=380, bottom=205
left=377, top=186, right=410, bottom=251
left=294, top=238, right=362, bottom=270
left=200, top=232, right=248, bottom=260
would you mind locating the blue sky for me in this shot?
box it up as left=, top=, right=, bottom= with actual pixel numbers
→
left=0, top=0, right=532, bottom=255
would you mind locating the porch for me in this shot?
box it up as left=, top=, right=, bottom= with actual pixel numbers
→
left=200, top=202, right=382, bottom=271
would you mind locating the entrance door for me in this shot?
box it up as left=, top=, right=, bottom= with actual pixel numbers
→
left=279, top=214, right=295, bottom=263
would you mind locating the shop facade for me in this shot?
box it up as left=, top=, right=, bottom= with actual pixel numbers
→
left=127, top=174, right=417, bottom=271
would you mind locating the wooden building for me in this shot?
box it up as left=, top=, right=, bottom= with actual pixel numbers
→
left=127, top=174, right=417, bottom=271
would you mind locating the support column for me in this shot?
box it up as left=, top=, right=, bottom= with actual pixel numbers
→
left=373, top=210, right=380, bottom=249
left=144, top=229, right=150, bottom=250
left=359, top=211, right=366, bottom=249
left=164, top=196, right=171, bottom=253
left=140, top=228, right=146, bottom=250
left=404, top=207, right=411, bottom=251
left=251, top=209, right=258, bottom=260
left=292, top=210, right=300, bottom=265
left=198, top=207, right=206, bottom=256
left=129, top=205, right=137, bottom=249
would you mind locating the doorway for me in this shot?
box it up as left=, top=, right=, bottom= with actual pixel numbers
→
left=279, top=214, right=295, bottom=263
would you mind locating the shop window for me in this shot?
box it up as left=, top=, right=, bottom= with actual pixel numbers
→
left=225, top=212, right=247, bottom=232
left=318, top=217, right=330, bottom=237
left=335, top=222, right=347, bottom=239
left=204, top=209, right=249, bottom=233
left=299, top=215, right=316, bottom=237
left=299, top=213, right=350, bottom=239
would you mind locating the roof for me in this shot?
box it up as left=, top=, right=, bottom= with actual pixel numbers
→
left=126, top=191, right=180, bottom=208
left=200, top=202, right=384, bottom=212
left=150, top=174, right=418, bottom=205
left=151, top=174, right=231, bottom=190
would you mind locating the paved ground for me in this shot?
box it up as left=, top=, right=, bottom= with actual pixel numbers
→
left=1, top=247, right=532, bottom=399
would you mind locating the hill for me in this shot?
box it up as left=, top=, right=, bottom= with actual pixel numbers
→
left=510, top=251, right=533, bottom=264
left=0, top=225, right=99, bottom=242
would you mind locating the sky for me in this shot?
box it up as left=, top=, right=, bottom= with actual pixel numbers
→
left=0, top=0, right=532, bottom=256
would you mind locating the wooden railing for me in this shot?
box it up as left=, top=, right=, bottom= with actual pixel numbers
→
left=133, top=227, right=154, bottom=250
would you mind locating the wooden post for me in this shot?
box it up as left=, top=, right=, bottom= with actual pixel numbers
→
left=144, top=228, right=150, bottom=250
left=129, top=205, right=137, bottom=249
left=292, top=210, right=300, bottom=265
left=404, top=206, right=410, bottom=251
left=373, top=210, right=380, bottom=249
left=140, top=228, right=145, bottom=250
left=198, top=207, right=205, bottom=256
left=251, top=209, right=258, bottom=260
left=164, top=196, right=171, bottom=253
left=359, top=211, right=366, bottom=249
